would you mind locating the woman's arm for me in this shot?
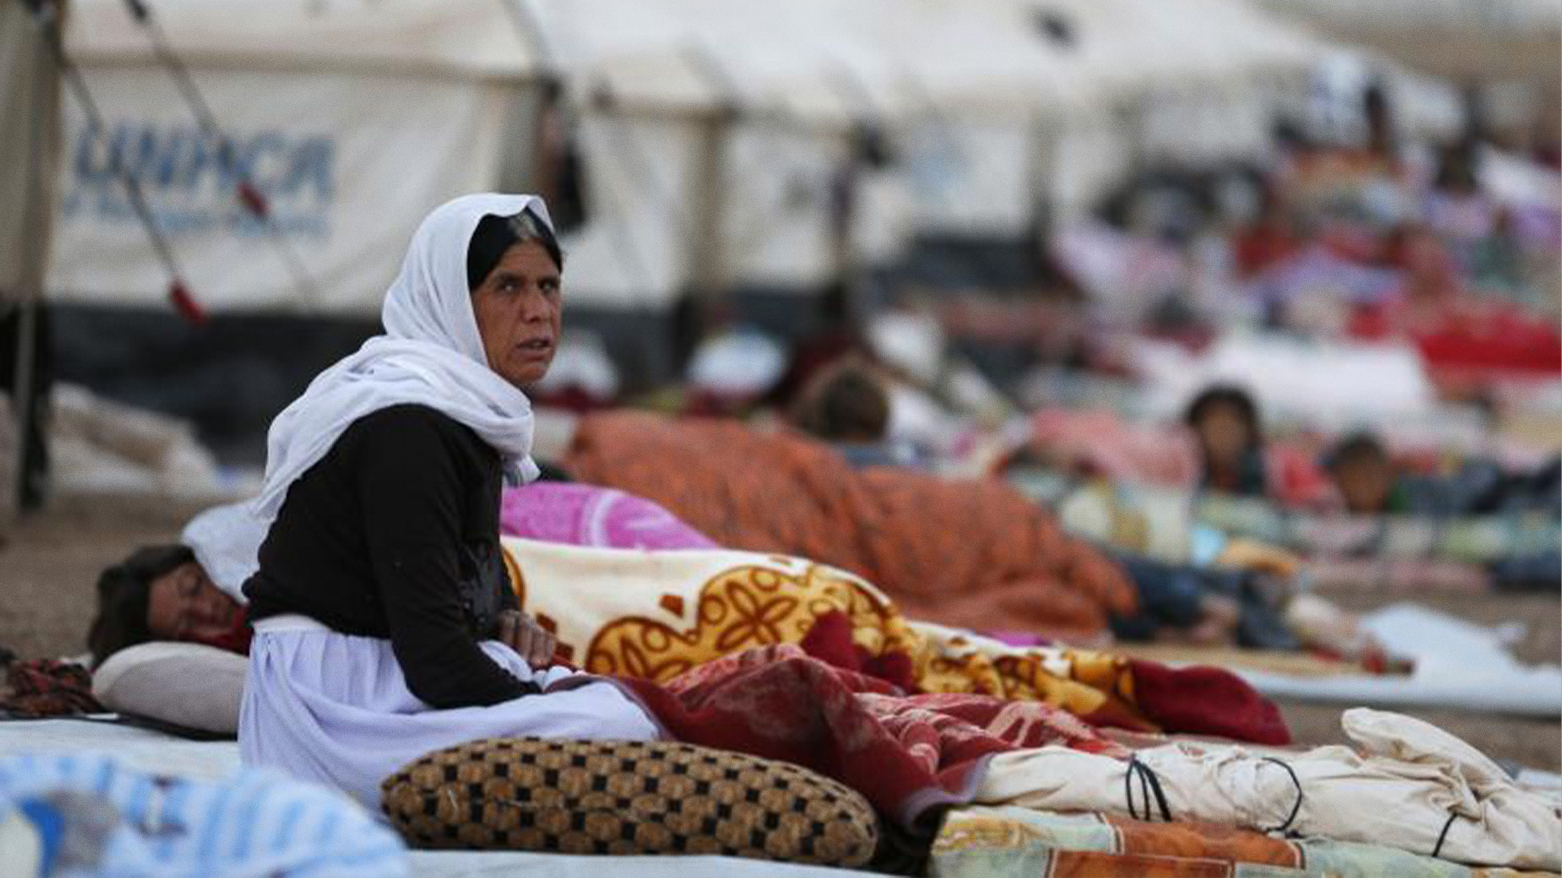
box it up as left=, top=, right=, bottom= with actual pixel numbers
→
left=356, top=410, right=538, bottom=708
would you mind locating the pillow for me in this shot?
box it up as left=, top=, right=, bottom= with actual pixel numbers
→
left=382, top=737, right=878, bottom=866
left=91, top=641, right=246, bottom=735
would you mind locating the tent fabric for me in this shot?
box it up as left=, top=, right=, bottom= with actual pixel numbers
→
left=47, top=64, right=523, bottom=313
left=49, top=0, right=539, bottom=316
left=0, top=0, right=60, bottom=304
left=66, top=0, right=538, bottom=77
left=1251, top=0, right=1561, bottom=36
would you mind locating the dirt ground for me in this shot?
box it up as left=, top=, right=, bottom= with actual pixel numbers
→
left=1, top=504, right=1558, bottom=771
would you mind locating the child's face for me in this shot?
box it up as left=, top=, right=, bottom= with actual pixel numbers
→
left=1335, top=458, right=1394, bottom=514
left=1196, top=405, right=1252, bottom=465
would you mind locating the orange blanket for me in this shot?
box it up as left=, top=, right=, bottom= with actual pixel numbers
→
left=564, top=412, right=1136, bottom=638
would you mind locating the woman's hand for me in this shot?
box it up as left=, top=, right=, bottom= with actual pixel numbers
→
left=497, top=609, right=556, bottom=670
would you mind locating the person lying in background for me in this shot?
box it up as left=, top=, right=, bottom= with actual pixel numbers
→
left=788, top=357, right=927, bottom=470
left=1185, top=384, right=1269, bottom=498
left=1327, top=433, right=1405, bottom=515
left=87, top=504, right=258, bottom=665
left=89, top=548, right=243, bottom=664
left=86, top=478, right=719, bottom=666
left=782, top=363, right=1300, bottom=648
left=1327, top=431, right=1562, bottom=518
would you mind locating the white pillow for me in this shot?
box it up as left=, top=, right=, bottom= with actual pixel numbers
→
left=92, top=642, right=246, bottom=735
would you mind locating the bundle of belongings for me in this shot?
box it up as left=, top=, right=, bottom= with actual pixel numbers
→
left=932, top=707, right=1562, bottom=877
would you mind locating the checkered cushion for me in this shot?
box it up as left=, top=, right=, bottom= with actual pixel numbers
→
left=381, top=737, right=878, bottom=866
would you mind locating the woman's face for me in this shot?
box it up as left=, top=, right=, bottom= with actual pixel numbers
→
left=471, top=240, right=562, bottom=388
left=146, top=561, right=242, bottom=642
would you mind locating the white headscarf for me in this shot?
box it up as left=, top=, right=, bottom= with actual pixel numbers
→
left=182, top=501, right=262, bottom=603
left=250, top=193, right=547, bottom=525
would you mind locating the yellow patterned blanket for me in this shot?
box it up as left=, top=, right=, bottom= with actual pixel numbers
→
left=501, top=538, right=1290, bottom=743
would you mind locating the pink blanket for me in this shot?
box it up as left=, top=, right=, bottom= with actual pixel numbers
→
left=499, top=483, right=718, bottom=550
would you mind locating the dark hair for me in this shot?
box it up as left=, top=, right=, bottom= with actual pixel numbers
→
left=1184, top=384, right=1261, bottom=448
left=1328, top=432, right=1389, bottom=470
left=795, top=360, right=890, bottom=442
left=466, top=207, right=564, bottom=291
left=87, top=544, right=193, bottom=667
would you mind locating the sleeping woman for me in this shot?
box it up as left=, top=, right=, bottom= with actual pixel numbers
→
left=85, top=485, right=717, bottom=667
left=233, top=194, right=657, bottom=806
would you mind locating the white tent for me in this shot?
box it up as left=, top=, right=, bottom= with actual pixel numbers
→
left=46, top=0, right=1421, bottom=316
left=2, top=0, right=63, bottom=520
left=49, top=0, right=545, bottom=316
left=536, top=0, right=1336, bottom=289
left=1250, top=0, right=1561, bottom=83
left=526, top=0, right=1105, bottom=303
left=890, top=0, right=1335, bottom=237
left=1255, top=0, right=1561, bottom=145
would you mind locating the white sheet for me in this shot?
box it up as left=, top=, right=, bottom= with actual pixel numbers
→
left=0, top=717, right=240, bottom=779
left=1237, top=603, right=1562, bottom=718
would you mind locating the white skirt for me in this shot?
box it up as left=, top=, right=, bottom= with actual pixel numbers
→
left=238, top=616, right=660, bottom=809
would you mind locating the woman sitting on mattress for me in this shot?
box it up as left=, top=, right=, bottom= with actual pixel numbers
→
left=234, top=194, right=657, bottom=807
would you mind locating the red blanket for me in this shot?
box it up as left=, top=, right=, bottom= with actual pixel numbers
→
left=605, top=645, right=1128, bottom=829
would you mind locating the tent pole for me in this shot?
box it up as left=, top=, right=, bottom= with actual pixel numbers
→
left=12, top=1, right=55, bottom=519
left=1027, top=110, right=1061, bottom=260
left=827, top=128, right=855, bottom=291
left=10, top=300, right=36, bottom=519
left=686, top=111, right=729, bottom=309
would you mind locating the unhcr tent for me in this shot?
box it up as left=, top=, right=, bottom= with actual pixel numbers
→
left=51, top=0, right=933, bottom=314
left=50, top=0, right=543, bottom=315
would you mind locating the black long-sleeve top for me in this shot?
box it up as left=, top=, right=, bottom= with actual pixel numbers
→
left=244, top=404, right=536, bottom=708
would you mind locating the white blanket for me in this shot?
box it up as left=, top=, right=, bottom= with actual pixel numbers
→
left=1239, top=603, right=1562, bottom=718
